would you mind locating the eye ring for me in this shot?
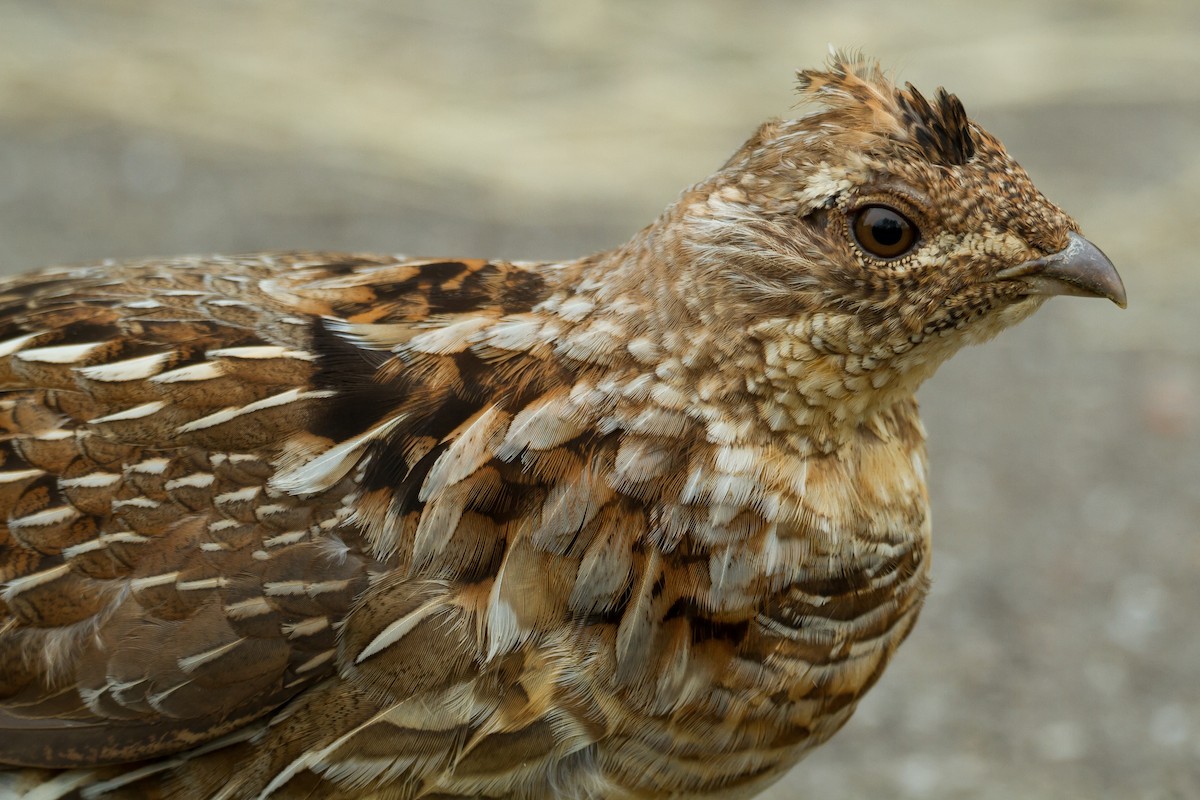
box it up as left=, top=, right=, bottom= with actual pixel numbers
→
left=851, top=205, right=920, bottom=260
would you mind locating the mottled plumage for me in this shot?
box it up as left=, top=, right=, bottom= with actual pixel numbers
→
left=0, top=54, right=1124, bottom=799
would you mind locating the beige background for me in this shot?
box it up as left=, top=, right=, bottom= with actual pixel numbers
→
left=1, top=2, right=1197, bottom=797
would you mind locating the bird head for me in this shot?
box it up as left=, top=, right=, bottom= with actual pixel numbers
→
left=658, top=52, right=1125, bottom=432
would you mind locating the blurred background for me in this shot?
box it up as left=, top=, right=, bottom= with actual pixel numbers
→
left=0, top=1, right=1196, bottom=797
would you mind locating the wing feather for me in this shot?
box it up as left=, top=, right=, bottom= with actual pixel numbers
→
left=0, top=253, right=555, bottom=770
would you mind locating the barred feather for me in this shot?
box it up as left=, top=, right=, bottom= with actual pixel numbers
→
left=0, top=51, right=1122, bottom=799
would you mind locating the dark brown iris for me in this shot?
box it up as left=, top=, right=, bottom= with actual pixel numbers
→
left=852, top=205, right=919, bottom=259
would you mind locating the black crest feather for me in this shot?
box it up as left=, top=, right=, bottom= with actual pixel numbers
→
left=895, top=83, right=976, bottom=166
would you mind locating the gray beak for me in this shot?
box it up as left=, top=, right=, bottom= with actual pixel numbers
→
left=996, top=232, right=1127, bottom=308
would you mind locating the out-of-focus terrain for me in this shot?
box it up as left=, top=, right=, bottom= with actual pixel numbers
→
left=0, top=2, right=1197, bottom=797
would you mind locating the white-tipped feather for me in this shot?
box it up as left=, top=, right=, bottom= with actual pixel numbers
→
left=76, top=352, right=170, bottom=382
left=270, top=414, right=407, bottom=497
left=355, top=596, right=443, bottom=664
left=17, top=342, right=107, bottom=364
left=418, top=405, right=509, bottom=501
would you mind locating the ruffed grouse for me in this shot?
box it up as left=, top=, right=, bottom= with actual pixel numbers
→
left=0, top=54, right=1124, bottom=799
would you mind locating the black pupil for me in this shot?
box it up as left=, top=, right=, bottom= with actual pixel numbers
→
left=871, top=213, right=904, bottom=246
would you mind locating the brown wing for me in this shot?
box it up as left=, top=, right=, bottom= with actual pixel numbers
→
left=0, top=252, right=551, bottom=769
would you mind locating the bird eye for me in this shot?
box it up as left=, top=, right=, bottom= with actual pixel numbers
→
left=851, top=205, right=919, bottom=260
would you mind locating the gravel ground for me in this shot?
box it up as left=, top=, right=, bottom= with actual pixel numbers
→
left=0, top=2, right=1197, bottom=797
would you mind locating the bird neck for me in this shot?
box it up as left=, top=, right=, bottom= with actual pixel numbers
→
left=743, top=314, right=965, bottom=450
left=552, top=223, right=953, bottom=454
